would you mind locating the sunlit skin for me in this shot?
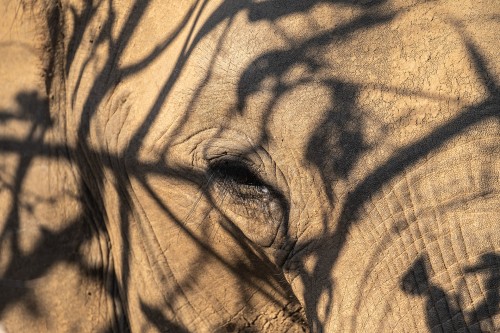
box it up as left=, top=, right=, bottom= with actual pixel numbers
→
left=0, top=0, right=498, bottom=331
left=63, top=1, right=498, bottom=330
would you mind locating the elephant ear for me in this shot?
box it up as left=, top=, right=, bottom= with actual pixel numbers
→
left=207, top=157, right=288, bottom=248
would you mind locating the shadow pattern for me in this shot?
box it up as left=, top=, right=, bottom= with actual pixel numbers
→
left=0, top=0, right=499, bottom=331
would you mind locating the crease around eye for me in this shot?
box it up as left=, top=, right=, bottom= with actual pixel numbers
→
left=205, top=157, right=289, bottom=248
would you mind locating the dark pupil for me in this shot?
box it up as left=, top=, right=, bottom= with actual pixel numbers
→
left=211, top=162, right=263, bottom=186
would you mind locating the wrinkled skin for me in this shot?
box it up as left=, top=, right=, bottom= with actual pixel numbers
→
left=0, top=0, right=499, bottom=332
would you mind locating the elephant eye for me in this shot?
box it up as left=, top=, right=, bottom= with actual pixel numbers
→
left=207, top=158, right=285, bottom=247
left=208, top=160, right=270, bottom=199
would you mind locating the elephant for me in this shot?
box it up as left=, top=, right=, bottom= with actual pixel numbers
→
left=0, top=0, right=499, bottom=332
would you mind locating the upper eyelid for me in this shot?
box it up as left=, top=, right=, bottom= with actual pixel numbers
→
left=207, top=156, right=264, bottom=180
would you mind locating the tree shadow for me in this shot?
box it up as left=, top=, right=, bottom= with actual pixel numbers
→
left=305, top=81, right=370, bottom=202
left=401, top=252, right=500, bottom=333
left=464, top=253, right=500, bottom=331
left=401, top=255, right=469, bottom=332
left=295, top=26, right=499, bottom=330
left=0, top=91, right=51, bottom=125
left=0, top=0, right=498, bottom=331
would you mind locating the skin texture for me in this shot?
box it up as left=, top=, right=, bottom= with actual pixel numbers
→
left=1, top=0, right=499, bottom=332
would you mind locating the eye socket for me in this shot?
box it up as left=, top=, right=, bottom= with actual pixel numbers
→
left=206, top=158, right=286, bottom=248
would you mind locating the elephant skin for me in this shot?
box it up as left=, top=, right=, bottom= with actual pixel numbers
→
left=0, top=0, right=499, bottom=332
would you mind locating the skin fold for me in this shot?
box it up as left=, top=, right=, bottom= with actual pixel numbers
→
left=0, top=0, right=499, bottom=331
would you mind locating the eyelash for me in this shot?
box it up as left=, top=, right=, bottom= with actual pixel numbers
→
left=208, top=160, right=272, bottom=200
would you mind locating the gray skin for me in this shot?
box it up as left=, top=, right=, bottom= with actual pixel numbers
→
left=0, top=0, right=499, bottom=332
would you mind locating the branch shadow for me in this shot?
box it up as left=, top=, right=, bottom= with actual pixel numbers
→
left=0, top=0, right=498, bottom=331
